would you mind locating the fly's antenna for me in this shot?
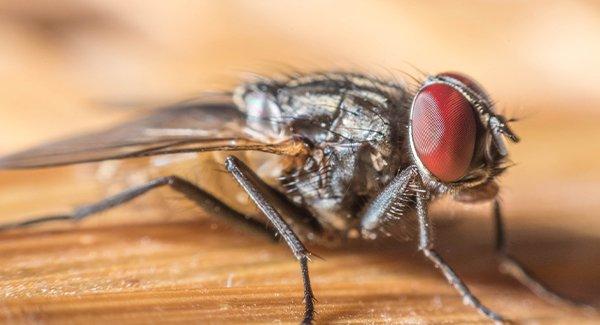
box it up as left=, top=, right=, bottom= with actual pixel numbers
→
left=489, top=115, right=520, bottom=156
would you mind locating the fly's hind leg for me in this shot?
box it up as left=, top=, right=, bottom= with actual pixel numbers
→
left=493, top=199, right=595, bottom=311
left=1, top=164, right=324, bottom=324
left=225, top=156, right=319, bottom=325
left=0, top=175, right=269, bottom=235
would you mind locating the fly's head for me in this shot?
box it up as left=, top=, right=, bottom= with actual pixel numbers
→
left=408, top=72, right=519, bottom=202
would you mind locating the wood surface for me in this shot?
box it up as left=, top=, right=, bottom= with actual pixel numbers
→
left=0, top=1, right=599, bottom=324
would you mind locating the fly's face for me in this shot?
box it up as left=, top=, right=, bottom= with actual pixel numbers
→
left=408, top=72, right=520, bottom=202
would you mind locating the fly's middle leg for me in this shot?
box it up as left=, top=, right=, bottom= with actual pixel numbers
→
left=225, top=156, right=317, bottom=325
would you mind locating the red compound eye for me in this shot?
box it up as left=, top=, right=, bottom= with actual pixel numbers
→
left=439, top=72, right=489, bottom=102
left=411, top=82, right=477, bottom=182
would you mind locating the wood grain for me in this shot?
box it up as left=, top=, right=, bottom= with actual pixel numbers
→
left=0, top=1, right=599, bottom=324
left=0, top=145, right=599, bottom=325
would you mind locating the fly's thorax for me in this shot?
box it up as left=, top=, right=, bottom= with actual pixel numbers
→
left=235, top=72, right=413, bottom=230
left=279, top=105, right=408, bottom=229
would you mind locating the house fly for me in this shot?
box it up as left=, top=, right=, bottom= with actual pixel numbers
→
left=0, top=71, right=589, bottom=323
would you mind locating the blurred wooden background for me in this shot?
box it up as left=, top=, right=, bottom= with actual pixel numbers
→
left=0, top=1, right=599, bottom=324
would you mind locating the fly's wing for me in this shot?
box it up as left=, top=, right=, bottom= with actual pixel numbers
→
left=0, top=100, right=296, bottom=169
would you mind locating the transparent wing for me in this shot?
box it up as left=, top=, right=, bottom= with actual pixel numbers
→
left=0, top=100, right=296, bottom=169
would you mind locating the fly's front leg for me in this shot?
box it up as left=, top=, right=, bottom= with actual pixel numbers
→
left=360, top=166, right=419, bottom=237
left=359, top=165, right=504, bottom=323
left=493, top=200, right=595, bottom=311
left=225, top=156, right=316, bottom=325
left=0, top=176, right=269, bottom=236
left=416, top=193, right=504, bottom=323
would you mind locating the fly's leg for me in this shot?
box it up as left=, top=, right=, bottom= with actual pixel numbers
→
left=416, top=193, right=504, bottom=323
left=225, top=156, right=316, bottom=325
left=493, top=200, right=595, bottom=311
left=359, top=166, right=504, bottom=323
left=0, top=176, right=269, bottom=235
left=359, top=166, right=418, bottom=236
left=1, top=168, right=323, bottom=322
